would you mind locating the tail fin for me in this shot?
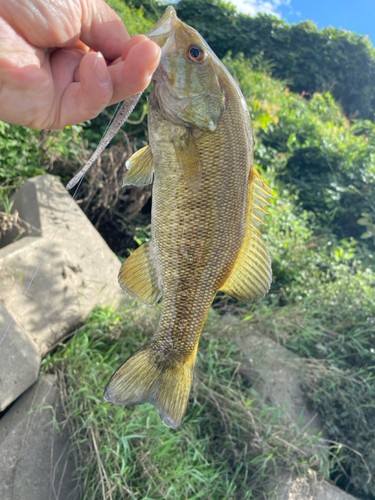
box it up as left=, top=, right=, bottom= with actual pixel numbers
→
left=104, top=345, right=195, bottom=429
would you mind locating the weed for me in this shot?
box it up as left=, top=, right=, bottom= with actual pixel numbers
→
left=42, top=304, right=328, bottom=499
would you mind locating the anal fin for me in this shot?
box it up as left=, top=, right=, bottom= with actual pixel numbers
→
left=118, top=242, right=162, bottom=304
left=123, top=145, right=154, bottom=186
left=220, top=167, right=273, bottom=302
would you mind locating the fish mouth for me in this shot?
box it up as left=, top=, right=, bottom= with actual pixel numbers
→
left=147, top=6, right=180, bottom=86
left=146, top=6, right=180, bottom=48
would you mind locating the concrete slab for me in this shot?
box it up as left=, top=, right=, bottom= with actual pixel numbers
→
left=277, top=473, right=358, bottom=500
left=221, top=315, right=328, bottom=468
left=221, top=315, right=322, bottom=433
left=0, top=374, right=77, bottom=500
left=0, top=174, right=125, bottom=357
left=0, top=301, right=40, bottom=412
left=237, top=330, right=321, bottom=432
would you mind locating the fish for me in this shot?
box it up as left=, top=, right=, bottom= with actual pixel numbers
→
left=103, top=6, right=273, bottom=429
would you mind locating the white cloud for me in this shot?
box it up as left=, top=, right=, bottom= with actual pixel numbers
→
left=228, top=0, right=291, bottom=17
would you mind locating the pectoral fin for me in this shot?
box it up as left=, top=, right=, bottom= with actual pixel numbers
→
left=172, top=132, right=202, bottom=193
left=123, top=145, right=154, bottom=186
left=118, top=242, right=162, bottom=304
left=220, top=168, right=273, bottom=302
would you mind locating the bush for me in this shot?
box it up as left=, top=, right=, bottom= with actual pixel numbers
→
left=106, top=0, right=153, bottom=35
left=176, top=0, right=375, bottom=120
left=222, top=53, right=375, bottom=496
left=0, top=122, right=83, bottom=200
left=224, top=54, right=375, bottom=254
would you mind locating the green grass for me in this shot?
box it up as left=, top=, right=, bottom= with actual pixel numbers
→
left=245, top=285, right=375, bottom=498
left=42, top=303, right=328, bottom=499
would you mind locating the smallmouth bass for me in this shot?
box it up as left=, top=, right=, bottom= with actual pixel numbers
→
left=104, top=6, right=273, bottom=428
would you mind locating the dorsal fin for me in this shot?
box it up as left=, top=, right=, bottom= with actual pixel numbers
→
left=220, top=167, right=273, bottom=302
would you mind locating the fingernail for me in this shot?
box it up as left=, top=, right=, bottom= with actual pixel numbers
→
left=147, top=56, right=161, bottom=78
left=94, top=52, right=110, bottom=84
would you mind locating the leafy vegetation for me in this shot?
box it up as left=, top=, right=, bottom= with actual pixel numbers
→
left=0, top=122, right=83, bottom=201
left=2, top=0, right=375, bottom=498
left=222, top=53, right=375, bottom=497
left=224, top=54, right=375, bottom=255
left=106, top=0, right=153, bottom=35
left=176, top=0, right=375, bottom=120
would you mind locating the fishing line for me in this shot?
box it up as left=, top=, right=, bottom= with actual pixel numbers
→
left=102, top=101, right=123, bottom=136
left=0, top=176, right=85, bottom=347
left=0, top=100, right=128, bottom=348
left=149, top=0, right=161, bottom=18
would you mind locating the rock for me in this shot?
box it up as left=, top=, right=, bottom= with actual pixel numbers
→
left=0, top=174, right=125, bottom=357
left=223, top=315, right=322, bottom=435
left=0, top=301, right=40, bottom=412
left=220, top=314, right=328, bottom=478
left=220, top=317, right=355, bottom=497
left=237, top=330, right=321, bottom=433
left=276, top=473, right=358, bottom=499
left=0, top=374, right=77, bottom=500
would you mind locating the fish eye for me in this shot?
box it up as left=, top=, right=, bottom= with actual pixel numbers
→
left=187, top=44, right=205, bottom=63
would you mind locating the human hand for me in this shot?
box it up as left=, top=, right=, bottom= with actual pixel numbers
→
left=0, top=0, right=160, bottom=128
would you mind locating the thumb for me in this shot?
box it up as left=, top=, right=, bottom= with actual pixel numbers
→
left=59, top=50, right=113, bottom=126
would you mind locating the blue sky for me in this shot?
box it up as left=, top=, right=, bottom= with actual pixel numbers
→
left=229, top=0, right=375, bottom=46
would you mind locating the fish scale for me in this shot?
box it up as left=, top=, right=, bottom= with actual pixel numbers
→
left=104, top=6, right=272, bottom=428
